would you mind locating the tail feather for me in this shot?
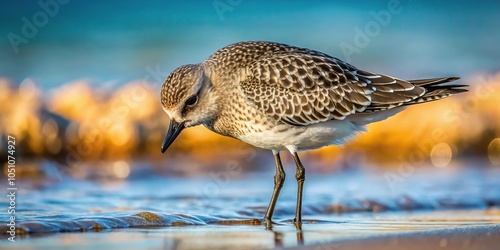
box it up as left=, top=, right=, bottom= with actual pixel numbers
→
left=402, top=77, right=468, bottom=106
left=408, top=77, right=460, bottom=86
left=364, top=76, right=468, bottom=112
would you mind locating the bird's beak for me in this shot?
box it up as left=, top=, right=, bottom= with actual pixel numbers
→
left=161, top=120, right=185, bottom=153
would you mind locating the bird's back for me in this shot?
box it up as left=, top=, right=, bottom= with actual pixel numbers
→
left=202, top=41, right=467, bottom=150
left=206, top=41, right=466, bottom=124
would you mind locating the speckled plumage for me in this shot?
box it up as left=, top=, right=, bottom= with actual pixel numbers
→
left=161, top=41, right=466, bottom=149
left=160, top=41, right=467, bottom=225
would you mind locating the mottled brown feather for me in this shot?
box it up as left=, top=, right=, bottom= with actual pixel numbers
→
left=205, top=41, right=466, bottom=126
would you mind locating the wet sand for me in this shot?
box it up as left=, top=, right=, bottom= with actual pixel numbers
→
left=298, top=224, right=500, bottom=250
left=2, top=209, right=499, bottom=249
left=1, top=165, right=499, bottom=249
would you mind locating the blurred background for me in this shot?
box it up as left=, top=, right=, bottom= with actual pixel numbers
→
left=1, top=0, right=500, bottom=180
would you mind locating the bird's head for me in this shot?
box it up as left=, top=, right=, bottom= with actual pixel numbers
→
left=160, top=64, right=218, bottom=153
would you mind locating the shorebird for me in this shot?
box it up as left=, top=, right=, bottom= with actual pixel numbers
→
left=160, top=41, right=467, bottom=227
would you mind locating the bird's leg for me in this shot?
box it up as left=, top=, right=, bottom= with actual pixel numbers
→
left=264, top=151, right=285, bottom=228
left=292, top=152, right=305, bottom=227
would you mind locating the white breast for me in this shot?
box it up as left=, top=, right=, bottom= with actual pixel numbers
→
left=238, top=120, right=365, bottom=151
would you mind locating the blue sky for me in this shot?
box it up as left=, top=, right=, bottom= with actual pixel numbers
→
left=1, top=0, right=499, bottom=88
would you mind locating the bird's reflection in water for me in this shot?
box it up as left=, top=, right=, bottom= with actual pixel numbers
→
left=273, top=231, right=284, bottom=248
left=296, top=229, right=304, bottom=246
left=268, top=223, right=305, bottom=248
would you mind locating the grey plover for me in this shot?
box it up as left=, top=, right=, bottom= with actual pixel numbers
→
left=160, top=41, right=467, bottom=227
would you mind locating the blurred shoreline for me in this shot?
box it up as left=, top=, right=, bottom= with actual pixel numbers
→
left=1, top=72, right=499, bottom=173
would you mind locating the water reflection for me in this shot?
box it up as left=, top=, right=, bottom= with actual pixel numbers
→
left=1, top=209, right=499, bottom=249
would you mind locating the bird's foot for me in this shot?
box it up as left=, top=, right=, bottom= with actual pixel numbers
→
left=262, top=217, right=275, bottom=229
left=293, top=218, right=302, bottom=230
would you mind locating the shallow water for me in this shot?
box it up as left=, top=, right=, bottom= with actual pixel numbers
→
left=1, top=162, right=499, bottom=249
left=5, top=211, right=500, bottom=250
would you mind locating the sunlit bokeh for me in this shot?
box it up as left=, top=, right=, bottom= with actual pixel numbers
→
left=112, top=161, right=131, bottom=179
left=489, top=138, right=500, bottom=166
left=1, top=73, right=499, bottom=173
left=430, top=143, right=453, bottom=168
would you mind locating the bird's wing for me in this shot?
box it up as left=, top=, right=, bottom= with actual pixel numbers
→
left=240, top=51, right=425, bottom=126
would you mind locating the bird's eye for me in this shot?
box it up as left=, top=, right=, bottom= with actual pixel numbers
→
left=185, top=95, right=198, bottom=107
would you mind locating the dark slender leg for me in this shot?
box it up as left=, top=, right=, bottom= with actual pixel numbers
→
left=264, top=151, right=286, bottom=227
left=292, top=152, right=305, bottom=226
